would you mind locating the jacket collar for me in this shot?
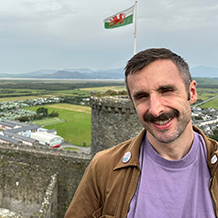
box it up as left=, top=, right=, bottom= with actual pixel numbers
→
left=113, top=126, right=218, bottom=175
left=114, top=129, right=146, bottom=170
left=193, top=126, right=218, bottom=176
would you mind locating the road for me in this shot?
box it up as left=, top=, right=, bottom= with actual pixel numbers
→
left=192, top=95, right=218, bottom=108
left=59, top=142, right=91, bottom=154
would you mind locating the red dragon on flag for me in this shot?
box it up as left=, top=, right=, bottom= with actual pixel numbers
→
left=109, top=13, right=126, bottom=27
left=104, top=5, right=135, bottom=29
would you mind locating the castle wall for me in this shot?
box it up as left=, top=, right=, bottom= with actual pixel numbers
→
left=0, top=144, right=91, bottom=218
left=1, top=160, right=45, bottom=217
left=31, top=174, right=58, bottom=218
left=0, top=208, right=22, bottom=218
left=90, top=93, right=143, bottom=155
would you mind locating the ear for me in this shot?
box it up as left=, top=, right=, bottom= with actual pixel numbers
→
left=189, top=80, right=197, bottom=104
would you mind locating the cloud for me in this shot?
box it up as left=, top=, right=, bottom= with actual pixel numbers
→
left=138, top=0, right=218, bottom=30
left=0, top=0, right=217, bottom=73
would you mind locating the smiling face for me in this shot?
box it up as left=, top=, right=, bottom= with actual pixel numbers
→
left=128, top=59, right=197, bottom=145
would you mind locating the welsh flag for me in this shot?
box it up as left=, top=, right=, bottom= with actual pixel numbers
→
left=104, top=5, right=135, bottom=29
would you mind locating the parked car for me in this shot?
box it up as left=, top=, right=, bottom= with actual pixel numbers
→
left=51, top=144, right=60, bottom=148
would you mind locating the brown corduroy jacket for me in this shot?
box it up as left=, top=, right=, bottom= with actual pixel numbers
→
left=65, top=126, right=218, bottom=218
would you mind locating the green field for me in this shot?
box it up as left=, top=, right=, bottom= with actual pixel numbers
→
left=199, top=98, right=218, bottom=109
left=26, top=104, right=91, bottom=147
left=196, top=88, right=218, bottom=101
left=193, top=88, right=218, bottom=109
left=81, top=86, right=126, bottom=92
left=0, top=95, right=43, bottom=102
left=0, top=81, right=125, bottom=147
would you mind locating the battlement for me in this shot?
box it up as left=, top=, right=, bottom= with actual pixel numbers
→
left=90, top=91, right=143, bottom=155
left=0, top=143, right=90, bottom=160
left=90, top=95, right=136, bottom=114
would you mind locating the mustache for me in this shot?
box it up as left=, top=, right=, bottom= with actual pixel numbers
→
left=143, top=109, right=179, bottom=122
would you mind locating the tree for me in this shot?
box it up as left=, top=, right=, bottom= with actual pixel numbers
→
left=49, top=110, right=59, bottom=117
left=17, top=116, right=30, bottom=122
left=36, top=107, right=48, bottom=117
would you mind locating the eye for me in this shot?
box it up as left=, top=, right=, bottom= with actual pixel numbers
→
left=161, top=87, right=174, bottom=93
left=134, top=92, right=149, bottom=100
left=137, top=94, right=147, bottom=99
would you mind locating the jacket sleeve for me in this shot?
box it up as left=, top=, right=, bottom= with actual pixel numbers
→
left=64, top=154, right=102, bottom=218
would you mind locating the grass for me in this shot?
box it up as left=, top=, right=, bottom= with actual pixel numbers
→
left=46, top=103, right=91, bottom=114
left=63, top=147, right=79, bottom=151
left=0, top=96, right=42, bottom=102
left=81, top=86, right=126, bottom=92
left=32, top=118, right=66, bottom=126
left=25, top=104, right=91, bottom=146
left=0, top=85, right=125, bottom=102
left=194, top=88, right=218, bottom=109
left=197, top=89, right=218, bottom=101
left=200, top=98, right=218, bottom=109
left=55, top=89, right=90, bottom=96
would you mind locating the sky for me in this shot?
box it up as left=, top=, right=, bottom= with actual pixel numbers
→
left=0, top=0, right=218, bottom=74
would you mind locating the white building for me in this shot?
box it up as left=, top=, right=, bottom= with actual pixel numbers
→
left=30, top=132, right=64, bottom=146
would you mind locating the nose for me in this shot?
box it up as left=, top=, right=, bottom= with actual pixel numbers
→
left=148, top=94, right=164, bottom=117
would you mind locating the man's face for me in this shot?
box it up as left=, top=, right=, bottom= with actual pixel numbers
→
left=127, top=59, right=197, bottom=144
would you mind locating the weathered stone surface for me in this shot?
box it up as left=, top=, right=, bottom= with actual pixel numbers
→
left=0, top=208, right=22, bottom=218
left=0, top=144, right=91, bottom=218
left=90, top=93, right=143, bottom=155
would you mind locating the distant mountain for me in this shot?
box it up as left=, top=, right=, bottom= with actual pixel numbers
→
left=40, top=70, right=88, bottom=79
left=63, top=68, right=94, bottom=74
left=95, top=69, right=124, bottom=79
left=0, top=66, right=217, bottom=79
left=190, top=66, right=218, bottom=78
left=35, top=68, right=125, bottom=79
left=0, top=69, right=57, bottom=78
left=24, top=69, right=57, bottom=77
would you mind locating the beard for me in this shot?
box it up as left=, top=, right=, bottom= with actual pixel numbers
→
left=142, top=109, right=191, bottom=144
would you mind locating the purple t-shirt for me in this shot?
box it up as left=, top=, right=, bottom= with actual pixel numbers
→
left=127, top=131, right=216, bottom=218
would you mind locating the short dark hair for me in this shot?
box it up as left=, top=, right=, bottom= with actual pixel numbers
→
left=125, top=48, right=192, bottom=99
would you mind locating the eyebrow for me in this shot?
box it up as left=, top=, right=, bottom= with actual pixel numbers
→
left=156, top=85, right=176, bottom=92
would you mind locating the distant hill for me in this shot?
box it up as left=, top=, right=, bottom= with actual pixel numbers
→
left=40, top=70, right=87, bottom=79
left=26, top=68, right=125, bottom=79
left=24, top=69, right=57, bottom=77
left=0, top=69, right=57, bottom=78
left=63, top=68, right=94, bottom=74
left=0, top=66, right=217, bottom=79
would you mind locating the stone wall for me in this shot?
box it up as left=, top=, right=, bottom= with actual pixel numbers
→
left=31, top=174, right=58, bottom=218
left=0, top=144, right=91, bottom=218
left=90, top=92, right=143, bottom=155
left=0, top=208, right=22, bottom=218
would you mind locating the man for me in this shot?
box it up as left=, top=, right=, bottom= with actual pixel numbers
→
left=65, top=48, right=218, bottom=218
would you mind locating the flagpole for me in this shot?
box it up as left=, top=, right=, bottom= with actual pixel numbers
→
left=133, top=0, right=138, bottom=55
